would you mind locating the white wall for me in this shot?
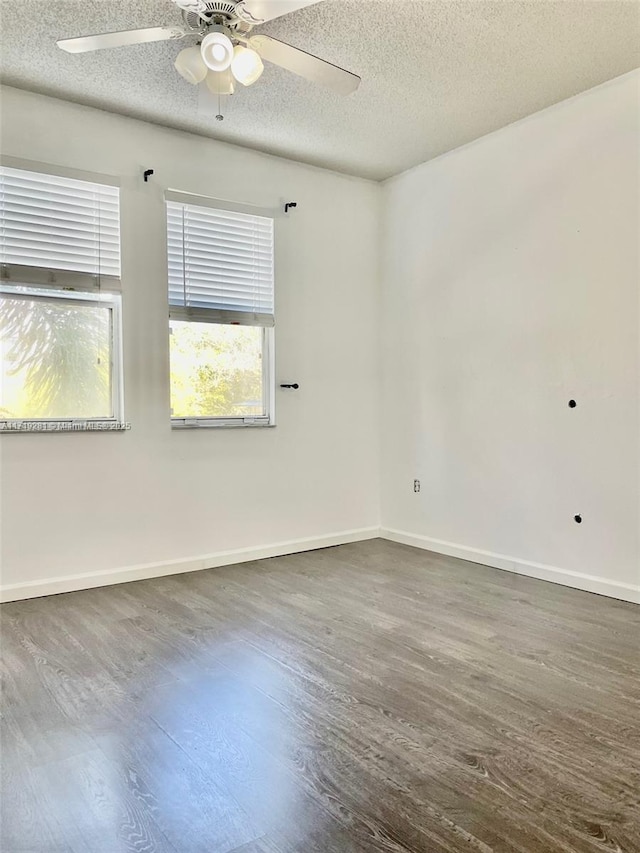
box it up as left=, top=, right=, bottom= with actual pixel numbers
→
left=380, top=70, right=640, bottom=602
left=2, top=72, right=639, bottom=604
left=0, top=86, right=381, bottom=599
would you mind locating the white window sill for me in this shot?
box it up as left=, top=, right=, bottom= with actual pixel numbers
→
left=0, top=420, right=130, bottom=434
left=171, top=418, right=274, bottom=430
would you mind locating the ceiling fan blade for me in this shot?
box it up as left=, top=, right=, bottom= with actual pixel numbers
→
left=236, top=0, right=322, bottom=25
left=57, top=26, right=187, bottom=54
left=250, top=34, right=360, bottom=95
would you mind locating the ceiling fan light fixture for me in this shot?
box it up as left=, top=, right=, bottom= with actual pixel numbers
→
left=174, top=45, right=207, bottom=84
left=206, top=68, right=235, bottom=96
left=231, top=45, right=264, bottom=87
left=200, top=31, right=234, bottom=72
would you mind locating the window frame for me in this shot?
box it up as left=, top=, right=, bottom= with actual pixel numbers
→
left=0, top=159, right=125, bottom=434
left=0, top=283, right=125, bottom=434
left=170, top=324, right=275, bottom=430
left=166, top=191, right=276, bottom=430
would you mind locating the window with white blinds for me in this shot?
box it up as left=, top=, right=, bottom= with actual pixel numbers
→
left=0, top=165, right=120, bottom=291
left=166, top=196, right=274, bottom=327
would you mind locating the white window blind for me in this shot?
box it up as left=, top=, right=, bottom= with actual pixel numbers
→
left=0, top=165, right=120, bottom=291
left=166, top=197, right=274, bottom=327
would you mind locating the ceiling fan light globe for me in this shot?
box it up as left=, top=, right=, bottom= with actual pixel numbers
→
left=206, top=68, right=235, bottom=96
left=231, top=45, right=264, bottom=87
left=200, top=31, right=234, bottom=72
left=174, top=46, right=207, bottom=84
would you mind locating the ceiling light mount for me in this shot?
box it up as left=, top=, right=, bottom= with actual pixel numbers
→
left=175, top=44, right=208, bottom=83
left=206, top=67, right=235, bottom=95
left=200, top=26, right=234, bottom=71
left=231, top=44, right=264, bottom=86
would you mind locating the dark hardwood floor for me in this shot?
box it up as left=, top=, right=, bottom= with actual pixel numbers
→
left=1, top=539, right=639, bottom=853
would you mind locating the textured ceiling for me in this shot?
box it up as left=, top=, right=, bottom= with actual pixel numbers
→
left=0, top=0, right=639, bottom=180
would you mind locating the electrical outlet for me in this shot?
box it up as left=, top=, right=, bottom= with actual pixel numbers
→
left=414, top=479, right=421, bottom=493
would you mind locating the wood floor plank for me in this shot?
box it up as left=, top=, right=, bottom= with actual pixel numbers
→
left=2, top=539, right=639, bottom=852
left=92, top=715, right=259, bottom=853
left=147, top=673, right=369, bottom=852
left=45, top=747, right=177, bottom=853
left=228, top=838, right=284, bottom=853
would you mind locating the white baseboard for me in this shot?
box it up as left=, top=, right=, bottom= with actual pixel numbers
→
left=3, top=525, right=637, bottom=606
left=380, top=528, right=640, bottom=605
left=0, top=527, right=380, bottom=602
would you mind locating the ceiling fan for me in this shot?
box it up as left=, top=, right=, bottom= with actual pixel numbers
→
left=56, top=0, right=361, bottom=99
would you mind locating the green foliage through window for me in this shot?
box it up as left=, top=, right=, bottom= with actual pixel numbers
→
left=0, top=292, right=112, bottom=419
left=170, top=321, right=264, bottom=419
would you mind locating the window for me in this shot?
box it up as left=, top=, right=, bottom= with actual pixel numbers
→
left=0, top=286, right=121, bottom=425
left=0, top=164, right=123, bottom=431
left=166, top=193, right=275, bottom=428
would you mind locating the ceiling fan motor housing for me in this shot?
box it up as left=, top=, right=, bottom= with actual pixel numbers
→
left=173, top=0, right=241, bottom=24
left=205, top=1, right=239, bottom=14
